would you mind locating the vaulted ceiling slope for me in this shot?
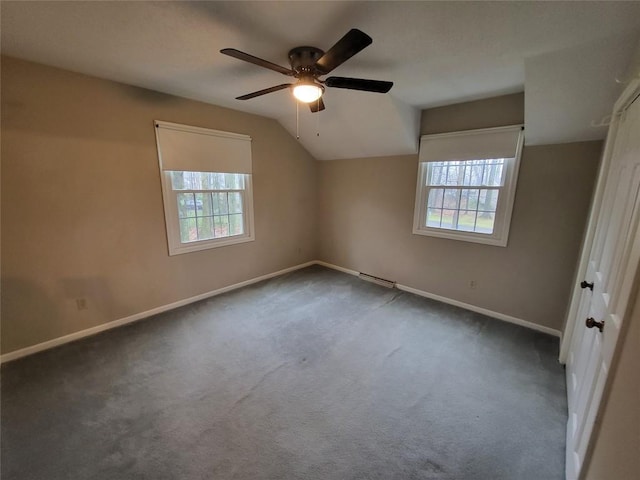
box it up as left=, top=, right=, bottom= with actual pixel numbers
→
left=2, top=1, right=639, bottom=160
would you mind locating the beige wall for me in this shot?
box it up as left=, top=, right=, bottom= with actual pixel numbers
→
left=421, top=93, right=525, bottom=134
left=318, top=94, right=601, bottom=331
left=583, top=288, right=640, bottom=480
left=1, top=61, right=601, bottom=354
left=1, top=56, right=318, bottom=354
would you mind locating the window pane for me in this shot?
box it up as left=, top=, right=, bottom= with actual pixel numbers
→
left=459, top=189, right=469, bottom=210
left=193, top=193, right=205, bottom=216
left=171, top=171, right=186, bottom=190
left=479, top=189, right=499, bottom=212
left=493, top=161, right=506, bottom=186
left=457, top=210, right=477, bottom=232
left=171, top=171, right=188, bottom=190
left=428, top=188, right=444, bottom=209
left=461, top=189, right=480, bottom=210
left=475, top=212, right=495, bottom=234
left=194, top=172, right=205, bottom=189
left=441, top=209, right=458, bottom=229
left=444, top=165, right=454, bottom=185
left=227, top=174, right=245, bottom=190
left=482, top=163, right=490, bottom=185
left=177, top=193, right=195, bottom=219
left=214, top=215, right=230, bottom=237
left=196, top=217, right=214, bottom=240
left=228, top=192, right=243, bottom=214
left=483, top=161, right=505, bottom=186
left=185, top=171, right=199, bottom=190
left=211, top=173, right=222, bottom=189
left=446, top=164, right=463, bottom=185
left=466, top=188, right=480, bottom=210
left=443, top=189, right=460, bottom=210
left=199, top=173, right=213, bottom=190
left=428, top=165, right=443, bottom=185
left=488, top=189, right=499, bottom=211
left=212, top=193, right=221, bottom=215
left=463, top=165, right=472, bottom=186
left=437, top=164, right=448, bottom=185
left=427, top=208, right=442, bottom=227
left=201, top=193, right=213, bottom=216
left=169, top=172, right=246, bottom=191
left=179, top=218, right=197, bottom=242
left=185, top=172, right=196, bottom=190
left=213, top=193, right=229, bottom=215
left=229, top=214, right=244, bottom=235
left=469, top=164, right=483, bottom=186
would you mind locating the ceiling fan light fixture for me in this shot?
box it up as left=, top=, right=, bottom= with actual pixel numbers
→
left=292, top=82, right=323, bottom=103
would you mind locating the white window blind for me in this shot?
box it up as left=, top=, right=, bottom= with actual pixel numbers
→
left=419, top=125, right=522, bottom=163
left=154, top=120, right=252, bottom=174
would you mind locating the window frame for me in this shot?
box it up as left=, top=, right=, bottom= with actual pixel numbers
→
left=161, top=171, right=255, bottom=255
left=154, top=121, right=255, bottom=256
left=412, top=126, right=524, bottom=247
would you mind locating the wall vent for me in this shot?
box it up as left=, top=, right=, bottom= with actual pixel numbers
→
left=358, top=272, right=396, bottom=289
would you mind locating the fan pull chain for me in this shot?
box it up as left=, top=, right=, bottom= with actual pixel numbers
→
left=296, top=101, right=300, bottom=140
left=316, top=98, right=320, bottom=137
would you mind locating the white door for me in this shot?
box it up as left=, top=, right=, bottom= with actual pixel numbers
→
left=565, top=89, right=640, bottom=480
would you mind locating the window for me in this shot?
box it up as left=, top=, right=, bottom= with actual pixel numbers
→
left=413, top=125, right=523, bottom=246
left=170, top=171, right=248, bottom=242
left=154, top=121, right=254, bottom=255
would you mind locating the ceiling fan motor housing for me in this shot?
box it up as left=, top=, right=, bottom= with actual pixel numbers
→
left=288, top=47, right=324, bottom=75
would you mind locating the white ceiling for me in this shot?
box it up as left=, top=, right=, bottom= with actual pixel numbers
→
left=2, top=1, right=639, bottom=160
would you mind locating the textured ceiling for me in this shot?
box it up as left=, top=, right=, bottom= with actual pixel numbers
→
left=2, top=1, right=639, bottom=160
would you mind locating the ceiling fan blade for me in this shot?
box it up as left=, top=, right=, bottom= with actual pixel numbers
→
left=309, top=97, right=326, bottom=113
left=315, top=29, right=372, bottom=74
left=325, top=76, right=393, bottom=93
left=220, top=48, right=294, bottom=76
left=236, top=84, right=292, bottom=100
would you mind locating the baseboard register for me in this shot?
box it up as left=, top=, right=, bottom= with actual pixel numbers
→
left=358, top=272, right=396, bottom=289
left=0, top=260, right=561, bottom=363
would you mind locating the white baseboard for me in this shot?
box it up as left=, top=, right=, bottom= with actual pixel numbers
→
left=1, top=259, right=560, bottom=363
left=395, top=283, right=561, bottom=337
left=316, top=260, right=561, bottom=338
left=0, top=261, right=316, bottom=364
left=314, top=260, right=359, bottom=276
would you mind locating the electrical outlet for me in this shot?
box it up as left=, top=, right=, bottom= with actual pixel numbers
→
left=469, top=280, right=477, bottom=290
left=76, top=298, right=88, bottom=310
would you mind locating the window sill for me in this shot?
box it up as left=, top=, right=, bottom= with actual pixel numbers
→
left=412, top=227, right=508, bottom=247
left=168, top=234, right=255, bottom=256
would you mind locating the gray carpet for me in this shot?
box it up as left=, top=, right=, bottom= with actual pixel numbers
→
left=1, top=265, right=567, bottom=479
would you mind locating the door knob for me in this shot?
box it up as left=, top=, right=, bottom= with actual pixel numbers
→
left=585, top=317, right=604, bottom=332
left=580, top=281, right=594, bottom=291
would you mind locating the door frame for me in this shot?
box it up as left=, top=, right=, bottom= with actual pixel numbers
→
left=560, top=77, right=640, bottom=364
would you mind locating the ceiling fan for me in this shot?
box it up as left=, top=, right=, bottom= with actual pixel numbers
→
left=220, top=29, right=393, bottom=113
